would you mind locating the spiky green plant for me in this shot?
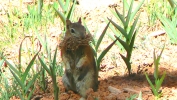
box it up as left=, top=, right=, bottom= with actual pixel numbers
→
left=36, top=27, right=63, bottom=92
left=108, top=0, right=144, bottom=76
left=0, top=59, right=8, bottom=100
left=1, top=0, right=55, bottom=51
left=83, top=19, right=118, bottom=70
left=2, top=37, right=41, bottom=100
left=0, top=58, right=17, bottom=100
left=145, top=46, right=166, bottom=100
left=38, top=46, right=59, bottom=100
left=157, top=1, right=177, bottom=44
left=0, top=73, right=14, bottom=100
left=145, top=0, right=175, bottom=26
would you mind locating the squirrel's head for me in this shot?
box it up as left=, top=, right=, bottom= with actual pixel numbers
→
left=66, top=18, right=86, bottom=39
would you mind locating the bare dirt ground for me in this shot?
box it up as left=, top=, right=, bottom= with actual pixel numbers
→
left=1, top=0, right=177, bottom=100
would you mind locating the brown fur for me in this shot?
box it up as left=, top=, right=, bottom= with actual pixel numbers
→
left=59, top=18, right=98, bottom=98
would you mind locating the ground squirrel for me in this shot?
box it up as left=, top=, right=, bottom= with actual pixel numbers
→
left=60, top=18, right=99, bottom=99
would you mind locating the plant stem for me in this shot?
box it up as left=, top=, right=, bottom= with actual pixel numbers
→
left=53, top=79, right=59, bottom=100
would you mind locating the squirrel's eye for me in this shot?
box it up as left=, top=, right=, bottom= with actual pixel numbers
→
left=71, top=28, right=75, bottom=33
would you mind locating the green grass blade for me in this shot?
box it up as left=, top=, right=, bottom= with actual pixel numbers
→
left=115, top=8, right=126, bottom=26
left=45, top=34, right=51, bottom=61
left=22, top=43, right=41, bottom=82
left=37, top=0, right=43, bottom=17
left=109, top=7, right=120, bottom=20
left=38, top=56, right=51, bottom=75
left=157, top=45, right=165, bottom=64
left=125, top=0, right=134, bottom=28
left=95, top=21, right=110, bottom=51
left=128, top=13, right=140, bottom=41
left=65, top=0, right=70, bottom=11
left=90, top=45, right=97, bottom=58
left=66, top=0, right=76, bottom=20
left=163, top=27, right=176, bottom=43
left=154, top=45, right=165, bottom=80
left=167, top=0, right=175, bottom=8
left=53, top=7, right=66, bottom=25
left=130, top=0, right=145, bottom=22
left=158, top=14, right=173, bottom=29
left=115, top=36, right=130, bottom=53
left=145, top=73, right=158, bottom=96
left=119, top=53, right=131, bottom=74
left=27, top=87, right=35, bottom=100
left=156, top=71, right=166, bottom=91
left=107, top=33, right=123, bottom=49
left=126, top=94, right=137, bottom=100
left=108, top=18, right=128, bottom=39
left=3, top=57, right=20, bottom=77
left=105, top=18, right=121, bottom=37
left=82, top=18, right=95, bottom=44
left=105, top=19, right=123, bottom=50
left=58, top=0, right=66, bottom=11
left=93, top=26, right=98, bottom=45
left=153, top=49, right=158, bottom=79
left=25, top=72, right=40, bottom=94
left=10, top=69, right=24, bottom=89
left=158, top=14, right=177, bottom=43
left=49, top=47, right=57, bottom=80
left=123, top=0, right=129, bottom=17
left=97, top=38, right=117, bottom=69
left=123, top=0, right=129, bottom=10
left=83, top=19, right=91, bottom=34
left=129, top=31, right=137, bottom=54
left=13, top=85, right=24, bottom=100
left=52, top=46, right=58, bottom=68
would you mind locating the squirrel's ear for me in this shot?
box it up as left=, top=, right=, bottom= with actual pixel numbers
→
left=66, top=19, right=71, bottom=29
left=66, top=19, right=71, bottom=25
left=78, top=17, right=82, bottom=24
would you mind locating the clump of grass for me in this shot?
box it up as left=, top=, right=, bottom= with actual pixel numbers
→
left=36, top=27, right=63, bottom=92
left=38, top=35, right=60, bottom=100
left=157, top=1, right=177, bottom=44
left=2, top=37, right=41, bottom=100
left=145, top=46, right=166, bottom=100
left=0, top=58, right=12, bottom=100
left=1, top=0, right=55, bottom=50
left=38, top=46, right=60, bottom=100
left=0, top=72, right=15, bottom=100
left=108, top=0, right=144, bottom=76
left=145, top=0, right=173, bottom=26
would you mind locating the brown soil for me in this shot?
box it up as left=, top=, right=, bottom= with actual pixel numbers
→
left=1, top=0, right=177, bottom=100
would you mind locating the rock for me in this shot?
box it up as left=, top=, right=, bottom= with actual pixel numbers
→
left=108, top=86, right=122, bottom=94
